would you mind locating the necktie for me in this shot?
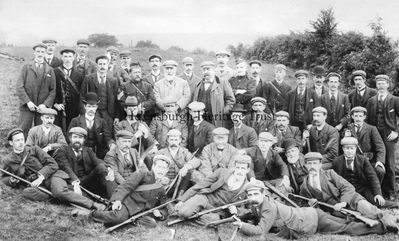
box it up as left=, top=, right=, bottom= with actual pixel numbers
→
left=357, top=88, right=365, bottom=96
left=100, top=76, right=105, bottom=84
left=347, top=158, right=354, bottom=167
left=379, top=95, right=384, bottom=104
left=331, top=94, right=336, bottom=108
left=36, top=62, right=43, bottom=69
left=47, top=58, right=51, bottom=64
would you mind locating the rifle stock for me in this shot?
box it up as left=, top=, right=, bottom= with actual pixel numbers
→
left=205, top=215, right=236, bottom=228
left=80, top=186, right=111, bottom=206
left=264, top=182, right=299, bottom=208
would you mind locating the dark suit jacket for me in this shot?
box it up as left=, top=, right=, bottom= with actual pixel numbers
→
left=320, top=92, right=351, bottom=127
left=258, top=79, right=292, bottom=113
left=54, top=66, right=84, bottom=106
left=80, top=73, right=122, bottom=119
left=242, top=112, right=274, bottom=135
left=287, top=154, right=308, bottom=193
left=312, top=85, right=328, bottom=97
left=54, top=145, right=107, bottom=181
left=187, top=119, right=215, bottom=156
left=268, top=125, right=301, bottom=148
left=73, top=57, right=96, bottom=77
left=45, top=56, right=63, bottom=68
left=254, top=79, right=272, bottom=114
left=104, top=146, right=140, bottom=184
left=228, top=124, right=258, bottom=149
left=228, top=75, right=256, bottom=109
left=286, top=87, right=320, bottom=127
left=332, top=154, right=382, bottom=196
left=348, top=87, right=377, bottom=108
left=309, top=124, right=339, bottom=169
left=149, top=115, right=188, bottom=148
left=119, top=79, right=155, bottom=113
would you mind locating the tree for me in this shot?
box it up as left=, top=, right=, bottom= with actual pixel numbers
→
left=310, top=8, right=338, bottom=40
left=88, top=33, right=118, bottom=48
left=135, top=40, right=160, bottom=49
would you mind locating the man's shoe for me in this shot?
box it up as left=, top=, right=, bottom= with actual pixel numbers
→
left=381, top=213, right=399, bottom=233
left=137, top=216, right=157, bottom=228
left=71, top=208, right=91, bottom=221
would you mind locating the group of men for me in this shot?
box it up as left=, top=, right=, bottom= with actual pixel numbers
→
left=1, top=38, right=399, bottom=239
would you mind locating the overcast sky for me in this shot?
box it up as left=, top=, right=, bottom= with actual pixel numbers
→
left=1, top=0, right=399, bottom=50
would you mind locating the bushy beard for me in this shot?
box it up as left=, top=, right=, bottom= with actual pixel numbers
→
left=72, top=142, right=82, bottom=150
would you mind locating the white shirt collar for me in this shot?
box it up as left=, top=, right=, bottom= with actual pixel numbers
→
left=329, top=91, right=338, bottom=99
left=344, top=157, right=355, bottom=170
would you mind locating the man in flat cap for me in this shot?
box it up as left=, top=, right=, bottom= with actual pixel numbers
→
left=249, top=60, right=266, bottom=98
left=228, top=104, right=258, bottom=149
left=320, top=72, right=350, bottom=132
left=268, top=111, right=301, bottom=153
left=174, top=155, right=250, bottom=225
left=119, top=50, right=133, bottom=74
left=53, top=48, right=84, bottom=130
left=145, top=54, right=163, bottom=86
left=215, top=50, right=235, bottom=82
left=300, top=152, right=398, bottom=231
left=69, top=92, right=115, bottom=159
left=192, top=61, right=236, bottom=128
left=282, top=138, right=308, bottom=193
left=42, top=39, right=63, bottom=68
left=349, top=70, right=377, bottom=108
left=243, top=97, right=273, bottom=135
left=26, top=108, right=67, bottom=155
left=78, top=154, right=171, bottom=227
left=199, top=127, right=239, bottom=175
left=150, top=96, right=188, bottom=149
left=311, top=65, right=328, bottom=97
left=286, top=70, right=320, bottom=132
left=228, top=60, right=256, bottom=109
left=17, top=43, right=56, bottom=138
left=366, top=74, right=399, bottom=201
left=73, top=39, right=96, bottom=77
left=303, top=107, right=339, bottom=169
left=344, top=106, right=386, bottom=183
left=106, top=46, right=128, bottom=85
left=187, top=101, right=215, bottom=156
left=154, top=60, right=191, bottom=113
left=234, top=179, right=397, bottom=239
left=80, top=55, right=122, bottom=132
left=53, top=126, right=116, bottom=202
left=1, top=128, right=58, bottom=201
left=332, top=137, right=398, bottom=209
left=178, top=57, right=201, bottom=94
left=258, top=64, right=292, bottom=115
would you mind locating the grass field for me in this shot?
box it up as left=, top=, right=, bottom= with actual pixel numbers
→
left=0, top=47, right=398, bottom=241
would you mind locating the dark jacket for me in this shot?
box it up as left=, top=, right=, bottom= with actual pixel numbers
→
left=258, top=79, right=292, bottom=114
left=45, top=56, right=63, bottom=68
left=286, top=87, right=320, bottom=127
left=320, top=92, right=351, bottom=127
left=187, top=119, right=215, bottom=156
left=348, top=86, right=377, bottom=108
left=228, top=75, right=256, bottom=109
left=228, top=124, right=258, bottom=149
left=309, top=124, right=339, bottom=169
left=119, top=79, right=156, bottom=112
left=268, top=125, right=301, bottom=148
left=242, top=112, right=274, bottom=135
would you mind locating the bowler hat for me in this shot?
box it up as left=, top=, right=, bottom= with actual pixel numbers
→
left=82, top=92, right=100, bottom=105
left=230, top=104, right=247, bottom=113
left=312, top=66, right=326, bottom=76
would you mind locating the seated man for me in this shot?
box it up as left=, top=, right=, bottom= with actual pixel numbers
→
left=332, top=137, right=398, bottom=209
left=81, top=155, right=172, bottom=226
left=233, top=180, right=397, bottom=239
left=54, top=127, right=116, bottom=199
left=1, top=128, right=58, bottom=201
left=228, top=104, right=258, bottom=149
left=282, top=138, right=308, bottom=194
left=268, top=111, right=302, bottom=153
left=174, top=155, right=251, bottom=225
left=242, top=97, right=274, bottom=135
left=26, top=107, right=67, bottom=155
left=104, top=130, right=144, bottom=185
left=199, top=127, right=238, bottom=176
left=300, top=152, right=396, bottom=222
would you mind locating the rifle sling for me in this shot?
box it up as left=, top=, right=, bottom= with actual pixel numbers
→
left=58, top=67, right=79, bottom=94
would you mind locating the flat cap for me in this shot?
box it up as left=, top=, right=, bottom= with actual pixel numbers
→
left=312, top=106, right=328, bottom=114
left=7, top=128, right=24, bottom=141
left=258, top=132, right=276, bottom=142
left=76, top=39, right=90, bottom=45
left=124, top=96, right=139, bottom=106
left=69, top=127, right=87, bottom=137
left=33, top=43, right=47, bottom=50
left=282, top=138, right=301, bottom=151
left=40, top=108, right=57, bottom=116
left=250, top=97, right=266, bottom=106
left=215, top=50, right=231, bottom=57
left=351, top=106, right=367, bottom=114
left=352, top=70, right=366, bottom=79
left=162, top=60, right=178, bottom=67
left=95, top=55, right=109, bottom=63
left=167, top=129, right=182, bottom=137
left=233, top=154, right=252, bottom=165
left=148, top=54, right=162, bottom=61
left=275, top=111, right=290, bottom=119
left=341, top=136, right=358, bottom=146
left=60, top=48, right=75, bottom=55
left=106, top=46, right=119, bottom=53
left=188, top=101, right=205, bottom=111
left=82, top=92, right=100, bottom=105
left=212, top=127, right=229, bottom=136
left=274, top=64, right=287, bottom=71
left=200, top=61, right=215, bottom=68
left=116, top=130, right=134, bottom=139
left=163, top=95, right=177, bottom=105
left=326, top=72, right=341, bottom=81
left=119, top=50, right=132, bottom=57
left=243, top=179, right=265, bottom=192
left=153, top=154, right=171, bottom=165
left=42, top=39, right=57, bottom=44
left=249, top=60, right=262, bottom=66
left=182, top=57, right=194, bottom=64
left=312, top=66, right=326, bottom=76
left=304, top=152, right=323, bottom=162
left=294, top=70, right=309, bottom=78
left=375, top=74, right=390, bottom=82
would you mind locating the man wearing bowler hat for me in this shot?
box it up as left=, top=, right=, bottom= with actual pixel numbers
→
left=17, top=43, right=56, bottom=138
left=243, top=97, right=274, bottom=135
left=178, top=57, right=201, bottom=94
left=311, top=65, right=328, bottom=97
left=228, top=104, right=258, bottom=149
left=73, top=39, right=96, bottom=77
left=349, top=70, right=377, bottom=108
left=42, top=39, right=63, bottom=68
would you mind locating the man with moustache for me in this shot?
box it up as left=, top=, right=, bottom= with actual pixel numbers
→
left=366, top=75, right=399, bottom=201
left=228, top=104, right=258, bottom=149
left=106, top=46, right=128, bottom=85
left=228, top=60, right=256, bottom=109
left=74, top=39, right=96, bottom=77
left=311, top=66, right=328, bottom=97
left=178, top=57, right=201, bottom=94
left=145, top=54, right=163, bottom=86
left=286, top=70, right=320, bottom=132
left=243, top=97, right=274, bottom=135
left=349, top=70, right=377, bottom=108
left=268, top=111, right=301, bottom=153
left=320, top=72, right=351, bottom=132
left=154, top=60, right=191, bottom=113
left=215, top=50, right=235, bottom=82
left=53, top=48, right=84, bottom=129
left=281, top=139, right=308, bottom=193
left=119, top=50, right=133, bottom=75
left=42, top=39, right=63, bottom=68
left=174, top=155, right=251, bottom=225
left=250, top=60, right=269, bottom=106
left=303, top=107, right=339, bottom=169
left=192, top=61, right=236, bottom=128
left=81, top=55, right=122, bottom=129
left=17, top=43, right=56, bottom=138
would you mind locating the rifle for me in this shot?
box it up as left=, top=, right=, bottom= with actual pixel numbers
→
left=80, top=186, right=111, bottom=206
left=105, top=199, right=177, bottom=233
left=263, top=181, right=299, bottom=208
left=167, top=199, right=251, bottom=226
left=172, top=148, right=199, bottom=199
left=288, top=193, right=379, bottom=227
left=205, top=215, right=238, bottom=228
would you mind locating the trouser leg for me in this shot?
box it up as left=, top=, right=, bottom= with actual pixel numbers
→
left=176, top=194, right=211, bottom=218
left=374, top=165, right=385, bottom=184
left=382, top=141, right=396, bottom=198
left=22, top=187, right=52, bottom=201
left=91, top=204, right=130, bottom=225
left=356, top=199, right=383, bottom=220
left=18, top=109, right=35, bottom=138
left=50, top=176, right=94, bottom=209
